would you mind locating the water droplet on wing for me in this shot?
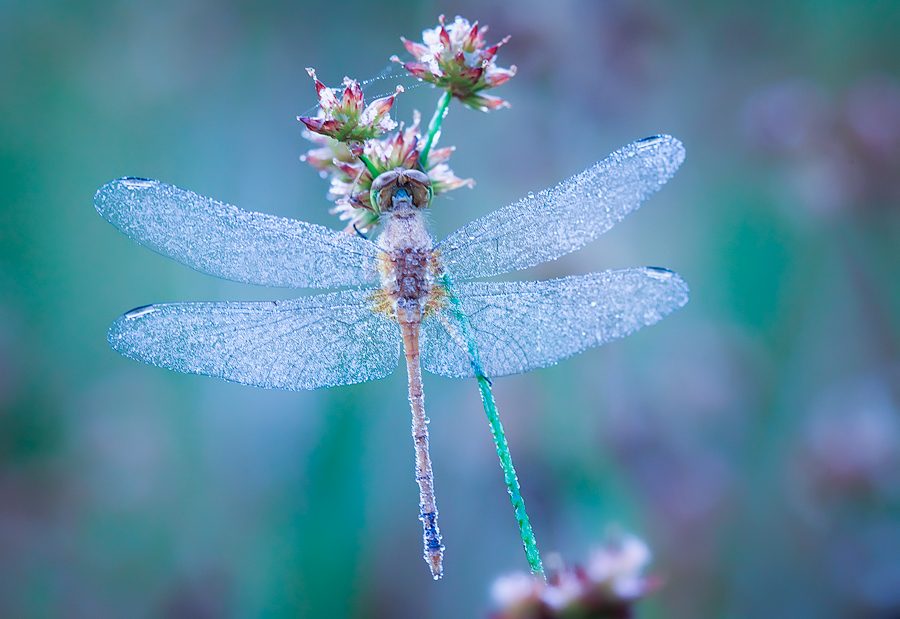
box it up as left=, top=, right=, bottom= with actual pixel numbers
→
left=124, top=305, right=156, bottom=319
left=121, top=178, right=158, bottom=189
left=645, top=267, right=673, bottom=280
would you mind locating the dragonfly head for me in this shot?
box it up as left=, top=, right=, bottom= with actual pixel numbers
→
left=371, top=168, right=433, bottom=214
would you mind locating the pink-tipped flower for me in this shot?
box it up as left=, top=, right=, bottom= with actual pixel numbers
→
left=491, top=535, right=660, bottom=619
left=302, top=110, right=473, bottom=234
left=393, top=15, right=517, bottom=112
left=298, top=68, right=402, bottom=148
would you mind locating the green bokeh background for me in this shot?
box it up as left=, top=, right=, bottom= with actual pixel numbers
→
left=2, top=1, right=900, bottom=617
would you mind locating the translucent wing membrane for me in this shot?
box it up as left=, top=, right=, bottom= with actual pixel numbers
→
left=95, top=179, right=380, bottom=288
left=421, top=268, right=689, bottom=378
left=108, top=290, right=401, bottom=389
left=438, top=136, right=685, bottom=280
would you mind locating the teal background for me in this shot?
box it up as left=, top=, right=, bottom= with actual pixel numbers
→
left=2, top=1, right=900, bottom=617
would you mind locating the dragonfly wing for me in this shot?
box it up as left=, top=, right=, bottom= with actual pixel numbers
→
left=421, top=268, right=688, bottom=378
left=438, top=135, right=685, bottom=280
left=95, top=178, right=379, bottom=288
left=108, top=290, right=401, bottom=390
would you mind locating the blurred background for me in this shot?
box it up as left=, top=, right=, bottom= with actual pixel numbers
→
left=2, top=0, right=900, bottom=617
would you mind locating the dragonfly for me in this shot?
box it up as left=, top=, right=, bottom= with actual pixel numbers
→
left=95, top=134, right=689, bottom=579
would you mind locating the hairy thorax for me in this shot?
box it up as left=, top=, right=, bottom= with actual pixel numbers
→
left=375, top=210, right=445, bottom=316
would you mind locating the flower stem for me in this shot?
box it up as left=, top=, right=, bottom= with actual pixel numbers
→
left=476, top=373, right=545, bottom=579
left=420, top=90, right=452, bottom=167
left=439, top=275, right=546, bottom=579
left=358, top=153, right=380, bottom=178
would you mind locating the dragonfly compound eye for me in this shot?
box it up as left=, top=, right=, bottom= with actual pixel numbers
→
left=371, top=169, right=400, bottom=213
left=403, top=170, right=433, bottom=209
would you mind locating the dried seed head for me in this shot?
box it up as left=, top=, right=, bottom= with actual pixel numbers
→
left=393, top=15, right=517, bottom=112
left=298, top=68, right=402, bottom=145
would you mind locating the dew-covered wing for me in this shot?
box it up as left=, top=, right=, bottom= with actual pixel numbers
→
left=108, top=290, right=401, bottom=390
left=95, top=178, right=379, bottom=288
left=437, top=136, right=685, bottom=280
left=421, top=268, right=689, bottom=378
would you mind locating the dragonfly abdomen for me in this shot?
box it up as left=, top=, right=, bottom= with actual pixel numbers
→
left=397, top=300, right=444, bottom=579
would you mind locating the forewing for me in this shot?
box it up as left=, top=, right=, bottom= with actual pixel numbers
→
left=95, top=178, right=379, bottom=288
left=108, top=290, right=401, bottom=390
left=438, top=136, right=685, bottom=280
left=421, top=268, right=689, bottom=378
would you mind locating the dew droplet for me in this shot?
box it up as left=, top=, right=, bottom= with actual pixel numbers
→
left=121, top=178, right=157, bottom=189
left=645, top=267, right=673, bottom=280
left=124, top=305, right=156, bottom=319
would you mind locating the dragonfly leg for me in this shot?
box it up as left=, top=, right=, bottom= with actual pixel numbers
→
left=397, top=299, right=444, bottom=579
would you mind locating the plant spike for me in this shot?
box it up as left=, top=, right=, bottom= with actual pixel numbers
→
left=420, top=91, right=452, bottom=168
left=440, top=274, right=545, bottom=579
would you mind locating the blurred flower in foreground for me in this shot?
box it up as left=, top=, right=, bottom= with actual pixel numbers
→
left=301, top=110, right=473, bottom=233
left=297, top=68, right=402, bottom=151
left=393, top=15, right=517, bottom=111
left=491, top=534, right=660, bottom=618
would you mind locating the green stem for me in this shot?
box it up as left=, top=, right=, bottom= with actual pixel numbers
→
left=358, top=153, right=380, bottom=178
left=419, top=91, right=452, bottom=167
left=476, top=373, right=545, bottom=579
left=440, top=275, right=545, bottom=579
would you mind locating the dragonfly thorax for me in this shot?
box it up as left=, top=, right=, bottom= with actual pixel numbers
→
left=376, top=193, right=440, bottom=310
